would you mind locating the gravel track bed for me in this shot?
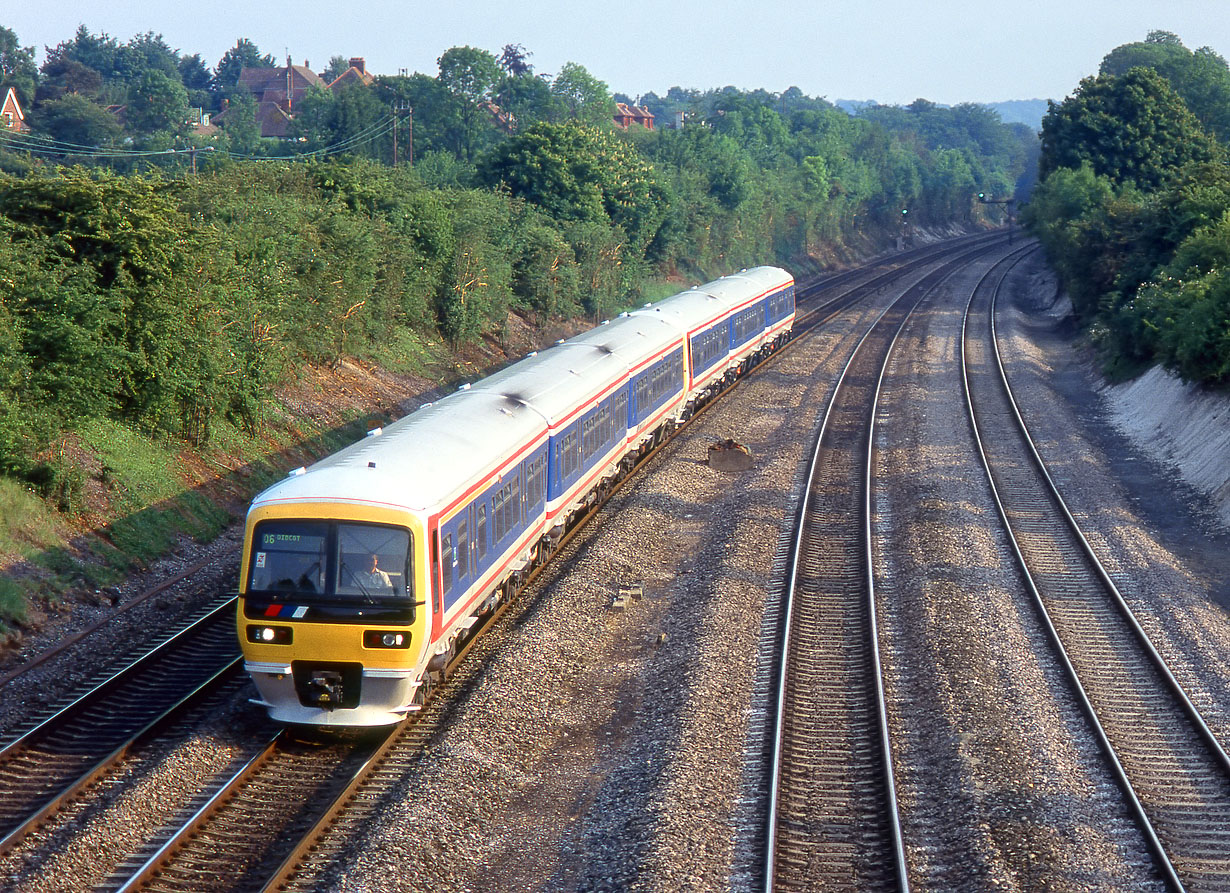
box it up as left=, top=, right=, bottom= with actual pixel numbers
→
left=997, top=256, right=1230, bottom=746
left=874, top=253, right=1163, bottom=891
left=0, top=692, right=271, bottom=892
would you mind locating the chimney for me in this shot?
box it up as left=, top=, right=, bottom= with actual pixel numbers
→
left=349, top=57, right=365, bottom=74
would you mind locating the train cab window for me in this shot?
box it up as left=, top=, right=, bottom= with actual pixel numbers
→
left=248, top=521, right=329, bottom=595
left=247, top=520, right=412, bottom=604
left=335, top=524, right=411, bottom=600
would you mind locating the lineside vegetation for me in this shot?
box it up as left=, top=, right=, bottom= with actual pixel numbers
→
left=1023, top=31, right=1230, bottom=385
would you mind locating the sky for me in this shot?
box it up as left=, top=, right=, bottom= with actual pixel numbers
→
left=6, top=1, right=1230, bottom=106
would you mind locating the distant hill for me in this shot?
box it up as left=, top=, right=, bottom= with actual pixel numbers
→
left=836, top=97, right=1049, bottom=131
left=984, top=99, right=1049, bottom=131
left=834, top=99, right=877, bottom=114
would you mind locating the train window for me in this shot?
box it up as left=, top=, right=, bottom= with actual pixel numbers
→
left=476, top=505, right=488, bottom=562
left=494, top=476, right=521, bottom=542
left=691, top=327, right=726, bottom=372
left=561, top=430, right=579, bottom=479
left=525, top=455, right=545, bottom=509
left=335, top=524, right=411, bottom=600
left=457, top=517, right=470, bottom=579
left=248, top=521, right=329, bottom=595
left=613, top=390, right=628, bottom=431
left=734, top=305, right=762, bottom=343
left=441, top=533, right=454, bottom=592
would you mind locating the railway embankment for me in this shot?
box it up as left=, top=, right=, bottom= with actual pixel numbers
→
left=1100, top=366, right=1230, bottom=530
left=1028, top=265, right=1230, bottom=533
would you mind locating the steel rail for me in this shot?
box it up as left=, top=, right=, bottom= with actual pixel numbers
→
left=763, top=239, right=1008, bottom=890
left=959, top=247, right=1187, bottom=891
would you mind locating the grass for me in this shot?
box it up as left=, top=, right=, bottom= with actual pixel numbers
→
left=0, top=477, right=65, bottom=558
left=367, top=327, right=450, bottom=377
left=0, top=577, right=27, bottom=632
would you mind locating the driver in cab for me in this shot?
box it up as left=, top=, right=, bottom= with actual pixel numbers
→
left=366, top=554, right=393, bottom=590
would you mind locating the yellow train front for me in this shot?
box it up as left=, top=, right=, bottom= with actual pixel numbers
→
left=239, top=500, right=431, bottom=727
left=236, top=385, right=550, bottom=727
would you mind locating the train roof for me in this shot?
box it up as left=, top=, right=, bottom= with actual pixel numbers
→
left=468, top=339, right=628, bottom=425
left=559, top=312, right=683, bottom=373
left=631, top=266, right=793, bottom=334
left=249, top=265, right=793, bottom=517
left=250, top=388, right=546, bottom=513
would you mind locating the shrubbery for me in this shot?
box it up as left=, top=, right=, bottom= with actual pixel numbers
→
left=1023, top=33, right=1230, bottom=385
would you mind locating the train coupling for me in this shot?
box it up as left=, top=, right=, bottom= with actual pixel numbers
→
left=291, top=662, right=362, bottom=710
left=307, top=670, right=345, bottom=709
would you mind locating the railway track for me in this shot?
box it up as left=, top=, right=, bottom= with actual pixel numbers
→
left=762, top=238, right=1014, bottom=890
left=106, top=235, right=1013, bottom=893
left=0, top=600, right=242, bottom=858
left=962, top=251, right=1230, bottom=890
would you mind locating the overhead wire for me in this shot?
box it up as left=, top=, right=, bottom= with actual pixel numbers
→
left=0, top=113, right=399, bottom=162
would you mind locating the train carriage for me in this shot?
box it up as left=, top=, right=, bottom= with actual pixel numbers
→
left=238, top=266, right=794, bottom=726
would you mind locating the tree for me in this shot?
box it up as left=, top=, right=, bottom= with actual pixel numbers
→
left=1100, top=32, right=1230, bottom=142
left=0, top=25, right=37, bottom=104
left=30, top=94, right=122, bottom=148
left=437, top=46, right=501, bottom=103
left=44, top=26, right=121, bottom=82
left=479, top=121, right=667, bottom=250
left=123, top=32, right=180, bottom=82
left=512, top=219, right=579, bottom=317
left=128, top=69, right=190, bottom=135
left=178, top=53, right=213, bottom=107
left=218, top=89, right=260, bottom=154
left=292, top=82, right=388, bottom=158
left=436, top=46, right=503, bottom=161
left=1039, top=67, right=1223, bottom=189
left=36, top=58, right=103, bottom=102
left=322, top=56, right=352, bottom=82
left=495, top=72, right=560, bottom=127
left=374, top=72, right=463, bottom=160
left=498, top=44, right=533, bottom=77
left=551, top=62, right=615, bottom=126
left=216, top=38, right=274, bottom=91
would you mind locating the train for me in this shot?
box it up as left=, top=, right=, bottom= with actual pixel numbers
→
left=237, top=265, right=796, bottom=726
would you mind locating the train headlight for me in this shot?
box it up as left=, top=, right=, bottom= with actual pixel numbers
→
left=363, top=630, right=411, bottom=649
left=246, top=624, right=293, bottom=645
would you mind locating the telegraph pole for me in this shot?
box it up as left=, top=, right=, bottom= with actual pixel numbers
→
left=391, top=101, right=413, bottom=165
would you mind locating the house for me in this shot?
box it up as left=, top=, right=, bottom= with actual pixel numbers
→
left=216, top=57, right=327, bottom=138
left=614, top=102, right=654, bottom=130
left=1, top=87, right=29, bottom=133
left=327, top=58, right=375, bottom=92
